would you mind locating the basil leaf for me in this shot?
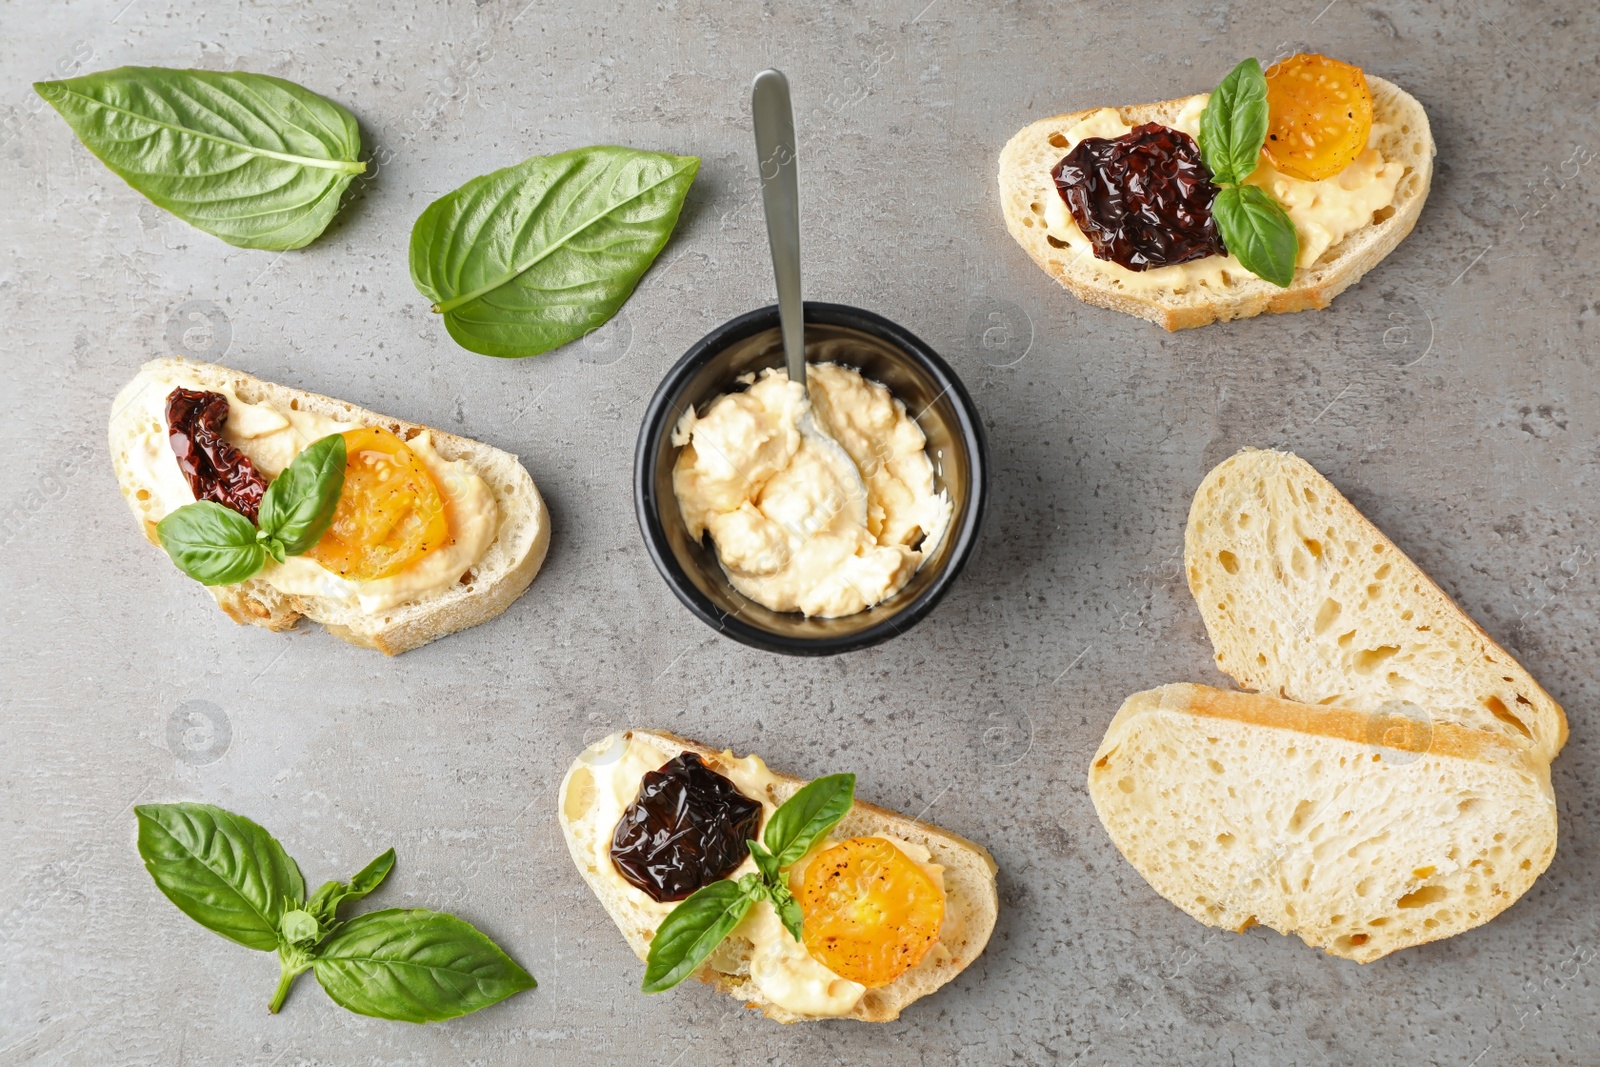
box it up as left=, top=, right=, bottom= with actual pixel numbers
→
left=1199, top=57, right=1269, bottom=184
left=410, top=146, right=699, bottom=358
left=762, top=773, right=856, bottom=869
left=34, top=67, right=365, bottom=250
left=156, top=501, right=266, bottom=585
left=307, top=847, right=396, bottom=925
left=767, top=881, right=804, bottom=943
left=312, top=909, right=536, bottom=1022
left=257, top=433, right=346, bottom=555
left=1213, top=184, right=1299, bottom=288
left=134, top=802, right=305, bottom=951
left=642, top=880, right=755, bottom=994
left=747, top=839, right=779, bottom=884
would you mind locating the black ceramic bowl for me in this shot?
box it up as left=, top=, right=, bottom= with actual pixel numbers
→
left=635, top=302, right=987, bottom=655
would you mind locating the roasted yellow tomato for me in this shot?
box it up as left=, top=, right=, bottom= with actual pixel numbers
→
left=1262, top=53, right=1374, bottom=182
left=305, top=427, right=448, bottom=580
left=795, top=836, right=944, bottom=988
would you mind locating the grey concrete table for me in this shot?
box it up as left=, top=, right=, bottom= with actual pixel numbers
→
left=3, top=1, right=1596, bottom=1064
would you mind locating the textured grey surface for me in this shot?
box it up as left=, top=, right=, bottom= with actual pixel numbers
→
left=2, top=1, right=1597, bottom=1064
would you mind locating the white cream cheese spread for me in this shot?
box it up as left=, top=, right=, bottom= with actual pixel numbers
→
left=120, top=370, right=497, bottom=612
left=1042, top=94, right=1405, bottom=292
left=671, top=362, right=952, bottom=618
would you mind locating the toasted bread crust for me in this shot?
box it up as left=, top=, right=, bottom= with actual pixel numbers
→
left=998, top=76, right=1434, bottom=329
left=109, top=358, right=551, bottom=654
left=558, top=730, right=999, bottom=1023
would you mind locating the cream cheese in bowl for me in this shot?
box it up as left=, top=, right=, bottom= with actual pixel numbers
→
left=671, top=362, right=952, bottom=618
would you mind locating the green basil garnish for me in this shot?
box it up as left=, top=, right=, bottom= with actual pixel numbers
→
left=158, top=433, right=347, bottom=586
left=257, top=433, right=346, bottom=555
left=642, top=773, right=856, bottom=993
left=1212, top=185, right=1299, bottom=288
left=761, top=773, right=856, bottom=868
left=1198, top=57, right=1270, bottom=185
left=156, top=502, right=269, bottom=586
left=1198, top=57, right=1300, bottom=288
left=313, top=910, right=538, bottom=1023
left=135, top=802, right=535, bottom=1019
left=641, top=879, right=757, bottom=994
left=306, top=848, right=396, bottom=925
left=34, top=67, right=365, bottom=250
left=409, top=146, right=700, bottom=358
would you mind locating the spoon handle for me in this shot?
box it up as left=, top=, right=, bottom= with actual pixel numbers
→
left=751, top=68, right=805, bottom=390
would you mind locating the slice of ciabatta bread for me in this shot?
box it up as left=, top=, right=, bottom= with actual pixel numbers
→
left=558, top=730, right=999, bottom=1023
left=1184, top=448, right=1567, bottom=764
left=998, top=74, right=1434, bottom=329
left=1088, top=684, right=1556, bottom=963
left=109, top=358, right=550, bottom=654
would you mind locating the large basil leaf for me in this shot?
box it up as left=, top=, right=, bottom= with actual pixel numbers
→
left=642, top=878, right=756, bottom=994
left=762, top=773, right=855, bottom=869
left=313, top=909, right=536, bottom=1022
left=1199, top=57, right=1269, bottom=184
left=1213, top=184, right=1299, bottom=288
left=257, top=433, right=346, bottom=556
left=307, top=847, right=396, bottom=925
left=34, top=67, right=365, bottom=250
left=409, top=146, right=699, bottom=358
left=135, top=802, right=305, bottom=951
left=156, top=501, right=265, bottom=585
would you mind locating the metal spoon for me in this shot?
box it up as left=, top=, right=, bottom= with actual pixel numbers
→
left=751, top=69, right=868, bottom=528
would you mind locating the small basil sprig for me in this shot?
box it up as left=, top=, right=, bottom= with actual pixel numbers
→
left=1198, top=58, right=1299, bottom=287
left=156, top=433, right=345, bottom=585
left=135, top=802, right=535, bottom=1020
left=642, top=773, right=854, bottom=993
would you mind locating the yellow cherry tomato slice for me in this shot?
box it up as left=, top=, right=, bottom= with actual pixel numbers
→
left=795, top=836, right=944, bottom=988
left=305, top=427, right=448, bottom=580
left=1262, top=53, right=1374, bottom=182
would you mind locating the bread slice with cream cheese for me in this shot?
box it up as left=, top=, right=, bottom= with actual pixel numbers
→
left=109, top=358, right=550, bottom=654
left=1184, top=448, right=1567, bottom=764
left=1088, top=684, right=1557, bottom=962
left=557, top=729, right=999, bottom=1022
left=998, top=75, right=1434, bottom=329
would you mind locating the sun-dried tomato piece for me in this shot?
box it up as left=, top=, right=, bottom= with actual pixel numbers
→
left=165, top=388, right=268, bottom=522
left=610, top=753, right=763, bottom=903
left=1052, top=122, right=1226, bottom=270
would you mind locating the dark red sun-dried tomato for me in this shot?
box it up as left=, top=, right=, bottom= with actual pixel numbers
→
left=1052, top=122, right=1226, bottom=271
left=610, top=752, right=763, bottom=903
left=165, top=388, right=268, bottom=522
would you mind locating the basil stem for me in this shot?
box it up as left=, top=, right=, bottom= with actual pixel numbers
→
left=270, top=945, right=314, bottom=1014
